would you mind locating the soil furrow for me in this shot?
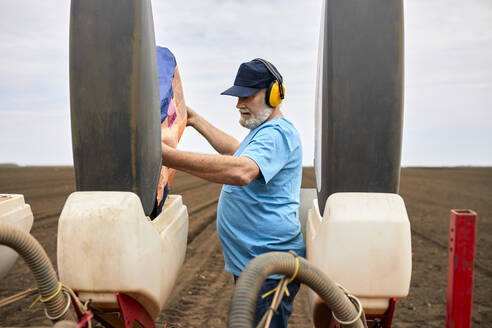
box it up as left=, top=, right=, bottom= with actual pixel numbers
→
left=187, top=211, right=217, bottom=245
left=411, top=228, right=492, bottom=278
left=187, top=197, right=219, bottom=217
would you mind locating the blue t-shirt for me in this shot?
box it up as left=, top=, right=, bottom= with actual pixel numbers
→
left=216, top=117, right=306, bottom=277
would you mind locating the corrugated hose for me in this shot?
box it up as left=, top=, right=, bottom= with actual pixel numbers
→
left=229, top=251, right=367, bottom=328
left=0, top=224, right=76, bottom=323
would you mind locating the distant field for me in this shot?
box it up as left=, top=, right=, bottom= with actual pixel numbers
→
left=0, top=167, right=491, bottom=327
left=0, top=163, right=19, bottom=167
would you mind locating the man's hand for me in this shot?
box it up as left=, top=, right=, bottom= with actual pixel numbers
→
left=184, top=105, right=240, bottom=155
left=186, top=106, right=197, bottom=127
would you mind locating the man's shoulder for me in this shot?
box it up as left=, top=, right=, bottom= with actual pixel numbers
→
left=256, top=117, right=300, bottom=139
left=249, top=117, right=301, bottom=154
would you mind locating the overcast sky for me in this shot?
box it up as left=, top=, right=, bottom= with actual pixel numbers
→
left=0, top=0, right=491, bottom=166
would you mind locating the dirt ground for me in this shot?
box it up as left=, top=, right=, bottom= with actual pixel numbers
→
left=0, top=166, right=491, bottom=327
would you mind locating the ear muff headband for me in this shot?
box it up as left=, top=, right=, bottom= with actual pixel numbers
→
left=253, top=58, right=285, bottom=108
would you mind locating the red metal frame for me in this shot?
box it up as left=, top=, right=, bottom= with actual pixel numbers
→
left=446, top=209, right=477, bottom=328
left=117, top=293, right=155, bottom=328
left=314, top=297, right=397, bottom=328
left=72, top=293, right=155, bottom=328
left=364, top=298, right=397, bottom=328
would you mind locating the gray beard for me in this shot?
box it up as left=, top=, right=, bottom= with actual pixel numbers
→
left=239, top=105, right=272, bottom=130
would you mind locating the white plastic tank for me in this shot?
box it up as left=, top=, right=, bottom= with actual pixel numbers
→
left=0, top=194, right=34, bottom=279
left=299, top=188, right=317, bottom=238
left=305, top=192, right=412, bottom=314
left=57, top=192, right=188, bottom=319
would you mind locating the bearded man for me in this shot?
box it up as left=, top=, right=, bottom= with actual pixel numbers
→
left=161, top=59, right=305, bottom=327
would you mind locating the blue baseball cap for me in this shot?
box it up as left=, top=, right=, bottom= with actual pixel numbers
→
left=221, top=59, right=283, bottom=97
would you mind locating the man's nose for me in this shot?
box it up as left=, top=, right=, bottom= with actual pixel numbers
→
left=236, top=97, right=246, bottom=109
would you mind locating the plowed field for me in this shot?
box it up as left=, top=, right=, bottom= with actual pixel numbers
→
left=0, top=167, right=491, bottom=327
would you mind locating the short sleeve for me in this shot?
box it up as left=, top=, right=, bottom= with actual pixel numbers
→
left=240, top=127, right=290, bottom=184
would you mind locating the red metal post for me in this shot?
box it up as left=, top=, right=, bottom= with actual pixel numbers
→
left=446, top=209, right=477, bottom=328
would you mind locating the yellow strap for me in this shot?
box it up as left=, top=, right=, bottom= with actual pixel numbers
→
left=41, top=282, right=63, bottom=303
left=29, top=296, right=41, bottom=309
left=261, top=285, right=280, bottom=299
left=261, top=256, right=300, bottom=299
left=29, top=282, right=62, bottom=309
left=288, top=256, right=300, bottom=283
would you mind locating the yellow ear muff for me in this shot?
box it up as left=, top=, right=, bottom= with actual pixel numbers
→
left=266, top=81, right=285, bottom=108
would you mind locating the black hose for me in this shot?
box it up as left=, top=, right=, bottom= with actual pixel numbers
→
left=229, top=252, right=366, bottom=328
left=0, top=224, right=75, bottom=323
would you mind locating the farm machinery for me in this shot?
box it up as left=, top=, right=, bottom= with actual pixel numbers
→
left=0, top=0, right=476, bottom=327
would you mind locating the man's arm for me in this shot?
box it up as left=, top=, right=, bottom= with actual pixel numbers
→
left=187, top=107, right=240, bottom=155
left=162, top=143, right=259, bottom=185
